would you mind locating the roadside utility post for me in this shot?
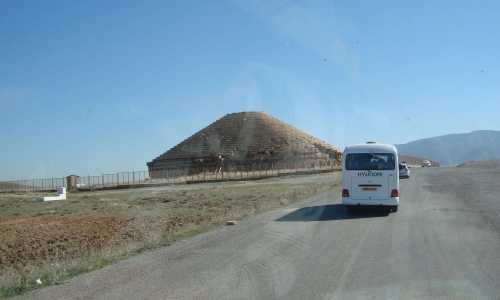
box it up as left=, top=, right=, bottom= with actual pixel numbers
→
left=66, top=175, right=79, bottom=192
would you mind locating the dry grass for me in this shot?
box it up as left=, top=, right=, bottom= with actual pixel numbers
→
left=0, top=173, right=340, bottom=297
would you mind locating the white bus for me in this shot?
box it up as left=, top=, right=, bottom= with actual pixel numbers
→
left=341, top=142, right=399, bottom=212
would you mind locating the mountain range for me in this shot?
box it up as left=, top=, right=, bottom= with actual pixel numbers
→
left=396, top=130, right=500, bottom=166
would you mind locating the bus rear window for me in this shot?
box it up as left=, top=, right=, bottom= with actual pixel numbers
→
left=345, top=153, right=396, bottom=170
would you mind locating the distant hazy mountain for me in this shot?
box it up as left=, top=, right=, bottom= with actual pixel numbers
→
left=396, top=130, right=500, bottom=166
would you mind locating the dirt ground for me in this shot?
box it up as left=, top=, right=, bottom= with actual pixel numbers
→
left=0, top=173, right=340, bottom=292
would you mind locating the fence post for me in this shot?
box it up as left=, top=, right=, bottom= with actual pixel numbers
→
left=132, top=171, right=135, bottom=184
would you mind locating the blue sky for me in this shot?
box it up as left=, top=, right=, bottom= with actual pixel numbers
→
left=1, top=0, right=500, bottom=180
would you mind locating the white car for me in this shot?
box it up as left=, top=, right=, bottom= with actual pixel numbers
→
left=422, top=160, right=432, bottom=167
left=399, top=163, right=410, bottom=179
left=342, top=142, right=399, bottom=212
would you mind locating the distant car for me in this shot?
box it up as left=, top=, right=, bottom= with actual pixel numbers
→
left=422, top=160, right=432, bottom=167
left=399, top=163, right=410, bottom=179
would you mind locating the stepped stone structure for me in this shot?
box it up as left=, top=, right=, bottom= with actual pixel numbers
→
left=147, top=112, right=341, bottom=178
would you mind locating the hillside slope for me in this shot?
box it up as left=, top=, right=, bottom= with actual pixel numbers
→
left=457, top=159, right=500, bottom=168
left=396, top=130, right=500, bottom=166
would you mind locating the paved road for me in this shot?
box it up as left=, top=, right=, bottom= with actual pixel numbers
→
left=22, top=167, right=500, bottom=299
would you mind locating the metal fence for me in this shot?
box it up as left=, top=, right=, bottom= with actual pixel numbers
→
left=0, top=177, right=67, bottom=193
left=0, top=163, right=340, bottom=193
left=77, top=171, right=150, bottom=189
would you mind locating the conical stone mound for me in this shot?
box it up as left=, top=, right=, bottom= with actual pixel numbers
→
left=147, top=112, right=340, bottom=177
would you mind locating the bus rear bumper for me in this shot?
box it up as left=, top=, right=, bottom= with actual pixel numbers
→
left=342, top=197, right=399, bottom=206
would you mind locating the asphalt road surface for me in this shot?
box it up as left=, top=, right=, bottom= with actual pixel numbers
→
left=21, top=167, right=500, bottom=300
